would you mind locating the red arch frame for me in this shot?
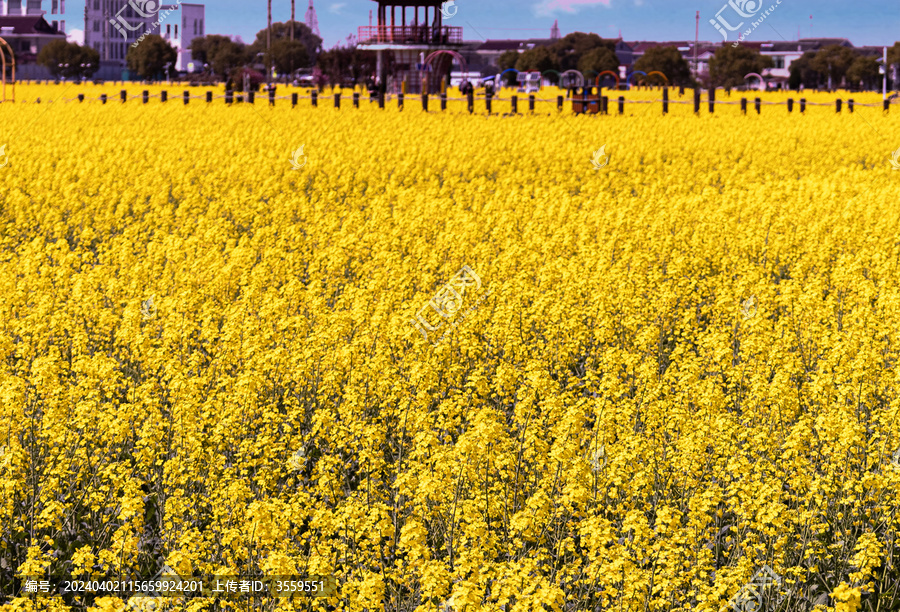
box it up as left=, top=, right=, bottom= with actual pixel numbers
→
left=424, top=50, right=468, bottom=76
left=594, top=70, right=620, bottom=89
left=0, top=37, right=14, bottom=103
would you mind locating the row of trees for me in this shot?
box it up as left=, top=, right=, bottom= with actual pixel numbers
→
left=497, top=34, right=766, bottom=89
left=34, top=20, right=324, bottom=83
left=788, top=43, right=900, bottom=90
left=497, top=33, right=900, bottom=91
left=34, top=26, right=900, bottom=91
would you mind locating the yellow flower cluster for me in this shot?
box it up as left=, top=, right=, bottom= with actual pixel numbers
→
left=0, top=85, right=899, bottom=612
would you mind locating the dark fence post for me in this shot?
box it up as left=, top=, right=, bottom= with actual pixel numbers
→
left=78, top=93, right=84, bottom=102
left=183, top=90, right=189, bottom=104
left=662, top=87, right=668, bottom=114
left=226, top=90, right=233, bottom=104
left=248, top=90, right=255, bottom=104
left=529, top=94, right=535, bottom=112
left=755, top=97, right=761, bottom=114
left=741, top=98, right=747, bottom=114
left=885, top=99, right=890, bottom=112
left=142, top=90, right=149, bottom=104
left=441, top=92, right=447, bottom=111
left=708, top=87, right=715, bottom=114
left=601, top=95, right=608, bottom=114
left=101, top=93, right=107, bottom=104
left=787, top=98, right=793, bottom=112
left=422, top=93, right=428, bottom=111
left=292, top=92, right=298, bottom=107
left=678, top=85, right=684, bottom=96
left=618, top=96, right=624, bottom=115
left=467, top=90, right=474, bottom=113
left=398, top=92, right=404, bottom=110
left=206, top=91, right=212, bottom=103
left=485, top=91, right=492, bottom=114
left=268, top=88, right=275, bottom=106
left=511, top=95, right=517, bottom=114
left=353, top=92, right=359, bottom=108
left=121, top=90, right=127, bottom=103
left=836, top=99, right=842, bottom=113
left=557, top=95, right=563, bottom=111
left=161, top=90, right=168, bottom=103
left=378, top=91, right=384, bottom=109
left=312, top=90, right=318, bottom=107
left=693, top=88, right=700, bottom=114
left=334, top=92, right=340, bottom=108
left=848, top=98, right=853, bottom=113
left=800, top=98, right=806, bottom=113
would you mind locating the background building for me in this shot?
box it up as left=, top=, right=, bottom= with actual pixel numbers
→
left=0, top=0, right=66, bottom=79
left=84, top=0, right=155, bottom=79
left=159, top=3, right=204, bottom=72
left=84, top=0, right=204, bottom=79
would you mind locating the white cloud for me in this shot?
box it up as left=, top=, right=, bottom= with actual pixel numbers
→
left=67, top=28, right=84, bottom=45
left=329, top=2, right=346, bottom=14
left=534, top=0, right=611, bottom=17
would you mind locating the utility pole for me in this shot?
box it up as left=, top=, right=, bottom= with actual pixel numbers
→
left=267, top=0, right=272, bottom=84
left=694, top=11, right=699, bottom=80
left=291, top=0, right=295, bottom=41
left=884, top=46, right=888, bottom=101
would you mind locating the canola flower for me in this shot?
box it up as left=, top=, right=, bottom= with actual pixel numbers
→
left=0, top=85, right=899, bottom=612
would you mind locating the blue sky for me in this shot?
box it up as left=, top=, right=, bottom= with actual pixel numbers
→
left=65, top=0, right=899, bottom=50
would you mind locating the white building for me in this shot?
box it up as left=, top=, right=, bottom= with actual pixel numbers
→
left=1, top=0, right=66, bottom=32
left=83, top=1, right=204, bottom=79
left=158, top=3, right=204, bottom=72
left=84, top=0, right=156, bottom=78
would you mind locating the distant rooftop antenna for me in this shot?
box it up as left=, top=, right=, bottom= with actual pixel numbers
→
left=551, top=19, right=559, bottom=40
left=305, top=0, right=320, bottom=38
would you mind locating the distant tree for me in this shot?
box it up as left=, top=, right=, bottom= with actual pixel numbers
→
left=78, top=46, right=101, bottom=79
left=126, top=35, right=177, bottom=81
left=515, top=46, right=558, bottom=74
left=250, top=21, right=323, bottom=68
left=787, top=51, right=821, bottom=90
left=550, top=32, right=616, bottom=72
left=634, top=46, right=694, bottom=87
left=268, top=39, right=310, bottom=77
left=577, top=46, right=619, bottom=77
left=810, top=45, right=856, bottom=89
left=495, top=51, right=521, bottom=86
left=227, top=67, right=265, bottom=92
left=707, top=44, right=772, bottom=90
left=190, top=35, right=246, bottom=80
left=846, top=55, right=879, bottom=90
left=497, top=50, right=519, bottom=72
left=37, top=40, right=98, bottom=79
left=316, top=46, right=382, bottom=88
left=888, top=42, right=900, bottom=90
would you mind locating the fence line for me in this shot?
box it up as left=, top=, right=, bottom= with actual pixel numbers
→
left=9, top=88, right=897, bottom=115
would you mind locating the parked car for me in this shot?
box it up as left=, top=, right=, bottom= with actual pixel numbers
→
left=295, top=70, right=315, bottom=87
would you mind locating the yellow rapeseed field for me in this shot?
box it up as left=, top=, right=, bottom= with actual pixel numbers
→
left=1, top=84, right=899, bottom=612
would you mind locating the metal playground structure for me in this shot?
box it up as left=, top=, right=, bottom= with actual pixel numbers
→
left=0, top=37, right=15, bottom=103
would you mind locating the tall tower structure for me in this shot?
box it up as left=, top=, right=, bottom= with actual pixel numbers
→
left=357, top=0, right=464, bottom=94
left=305, top=0, right=319, bottom=38
left=550, top=19, right=559, bottom=40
